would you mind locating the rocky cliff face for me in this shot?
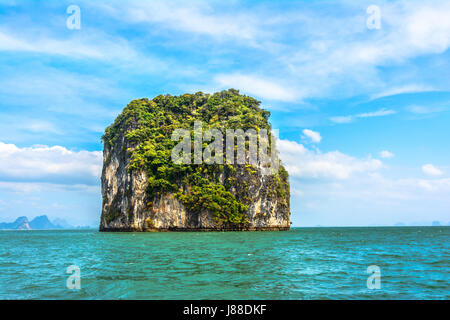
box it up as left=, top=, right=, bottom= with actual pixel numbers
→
left=100, top=90, right=290, bottom=231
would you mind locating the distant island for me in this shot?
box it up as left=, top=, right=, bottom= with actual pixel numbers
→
left=0, top=215, right=92, bottom=230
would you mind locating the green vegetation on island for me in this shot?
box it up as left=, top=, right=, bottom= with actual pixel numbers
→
left=102, top=89, right=289, bottom=228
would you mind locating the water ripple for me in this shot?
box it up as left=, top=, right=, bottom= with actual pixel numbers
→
left=0, top=227, right=448, bottom=299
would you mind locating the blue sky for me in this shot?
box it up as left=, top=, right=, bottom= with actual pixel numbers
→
left=0, top=0, right=449, bottom=226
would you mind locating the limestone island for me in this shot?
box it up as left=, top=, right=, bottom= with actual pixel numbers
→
left=99, top=89, right=290, bottom=232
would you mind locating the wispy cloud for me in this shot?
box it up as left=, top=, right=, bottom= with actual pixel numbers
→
left=0, top=29, right=125, bottom=61
left=122, top=1, right=262, bottom=40
left=0, top=66, right=126, bottom=118
left=4, top=0, right=450, bottom=104
left=330, top=108, right=397, bottom=124
left=370, top=85, right=436, bottom=100
left=0, top=181, right=100, bottom=194
left=405, top=105, right=448, bottom=114
left=270, top=1, right=450, bottom=101
left=79, top=0, right=450, bottom=103
left=22, top=121, right=63, bottom=135
left=0, top=22, right=169, bottom=74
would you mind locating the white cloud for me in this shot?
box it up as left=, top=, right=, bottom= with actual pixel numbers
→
left=405, top=4, right=450, bottom=53
left=380, top=150, right=395, bottom=159
left=302, top=129, right=322, bottom=143
left=277, top=1, right=450, bottom=101
left=278, top=138, right=450, bottom=226
left=214, top=74, right=297, bottom=102
left=422, top=164, right=444, bottom=176
left=90, top=1, right=450, bottom=102
left=330, top=108, right=397, bottom=124
left=0, top=142, right=102, bottom=185
left=4, top=1, right=449, bottom=103
left=277, top=139, right=382, bottom=180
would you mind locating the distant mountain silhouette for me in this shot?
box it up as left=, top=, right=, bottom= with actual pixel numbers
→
left=0, top=216, right=31, bottom=230
left=1, top=215, right=60, bottom=230
left=0, top=215, right=92, bottom=230
left=29, top=215, right=58, bottom=229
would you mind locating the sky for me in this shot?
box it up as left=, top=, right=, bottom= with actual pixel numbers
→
left=0, top=0, right=449, bottom=227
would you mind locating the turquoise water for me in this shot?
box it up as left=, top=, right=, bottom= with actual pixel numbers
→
left=0, top=227, right=448, bottom=299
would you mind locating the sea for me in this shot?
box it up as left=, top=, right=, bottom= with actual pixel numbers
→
left=0, top=227, right=448, bottom=299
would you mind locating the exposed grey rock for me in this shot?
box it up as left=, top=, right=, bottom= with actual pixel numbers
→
left=100, top=129, right=290, bottom=232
